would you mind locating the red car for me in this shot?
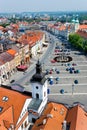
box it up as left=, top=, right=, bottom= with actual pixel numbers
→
left=51, top=59, right=56, bottom=63
left=49, top=71, right=52, bottom=74
left=17, top=65, right=28, bottom=71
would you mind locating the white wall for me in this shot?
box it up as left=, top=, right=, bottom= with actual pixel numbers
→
left=17, top=98, right=32, bottom=125
left=31, top=81, right=47, bottom=101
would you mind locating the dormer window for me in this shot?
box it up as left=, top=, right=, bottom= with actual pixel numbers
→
left=2, top=96, right=9, bottom=102
left=0, top=107, right=3, bottom=112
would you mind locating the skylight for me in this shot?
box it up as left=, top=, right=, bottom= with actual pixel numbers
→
left=0, top=107, right=3, bottom=112
left=2, top=96, right=9, bottom=102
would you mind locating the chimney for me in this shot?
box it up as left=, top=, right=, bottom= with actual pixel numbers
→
left=62, top=120, right=67, bottom=130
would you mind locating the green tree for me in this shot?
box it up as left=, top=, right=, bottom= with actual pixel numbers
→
left=69, top=33, right=87, bottom=54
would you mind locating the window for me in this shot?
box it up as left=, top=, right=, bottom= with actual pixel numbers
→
left=36, top=93, right=39, bottom=99
left=36, top=86, right=38, bottom=89
left=24, top=121, right=27, bottom=128
left=21, top=124, right=23, bottom=129
left=2, top=96, right=8, bottom=102
left=44, top=92, right=46, bottom=97
left=32, top=118, right=36, bottom=123
left=0, top=107, right=3, bottom=112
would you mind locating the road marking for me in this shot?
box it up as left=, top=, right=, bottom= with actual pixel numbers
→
left=48, top=83, right=87, bottom=86
left=48, top=93, right=87, bottom=96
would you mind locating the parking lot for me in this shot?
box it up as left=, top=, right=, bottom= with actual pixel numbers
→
left=43, top=41, right=87, bottom=95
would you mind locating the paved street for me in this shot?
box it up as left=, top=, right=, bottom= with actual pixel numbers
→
left=48, top=94, right=87, bottom=110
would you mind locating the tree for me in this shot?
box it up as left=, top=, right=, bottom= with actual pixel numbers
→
left=69, top=33, right=87, bottom=54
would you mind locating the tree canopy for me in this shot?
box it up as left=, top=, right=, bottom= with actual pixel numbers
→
left=69, top=33, right=87, bottom=53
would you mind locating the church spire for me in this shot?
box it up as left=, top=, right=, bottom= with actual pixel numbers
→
left=30, top=60, right=46, bottom=84
left=36, top=60, right=42, bottom=74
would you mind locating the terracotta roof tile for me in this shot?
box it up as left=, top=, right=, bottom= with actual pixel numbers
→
left=0, top=52, right=14, bottom=63
left=0, top=106, right=13, bottom=130
left=0, top=87, right=30, bottom=126
left=79, top=25, right=87, bottom=29
left=77, top=30, right=87, bottom=39
left=0, top=26, right=4, bottom=30
left=66, top=105, right=87, bottom=130
left=18, top=31, right=44, bottom=47
left=32, top=102, right=68, bottom=130
left=7, top=49, right=17, bottom=56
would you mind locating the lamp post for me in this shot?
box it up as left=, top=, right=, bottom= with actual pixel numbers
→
left=43, top=62, right=45, bottom=71
left=72, top=83, right=74, bottom=95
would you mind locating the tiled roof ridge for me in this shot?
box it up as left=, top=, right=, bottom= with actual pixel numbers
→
left=74, top=105, right=79, bottom=129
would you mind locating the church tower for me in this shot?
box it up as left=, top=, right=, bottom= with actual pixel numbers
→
left=75, top=17, right=79, bottom=32
left=30, top=60, right=48, bottom=105
left=71, top=15, right=79, bottom=32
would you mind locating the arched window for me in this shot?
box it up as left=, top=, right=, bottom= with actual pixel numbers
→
left=36, top=93, right=39, bottom=99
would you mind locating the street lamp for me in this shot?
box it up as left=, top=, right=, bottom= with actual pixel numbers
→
left=72, top=83, right=74, bottom=95
left=42, top=62, right=45, bottom=71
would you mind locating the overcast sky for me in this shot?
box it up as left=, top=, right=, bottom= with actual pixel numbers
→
left=0, top=0, right=86, bottom=13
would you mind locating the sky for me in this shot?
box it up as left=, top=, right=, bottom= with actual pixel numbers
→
left=0, top=0, right=87, bottom=13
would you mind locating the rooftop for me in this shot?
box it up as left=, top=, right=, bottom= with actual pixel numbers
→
left=0, top=52, right=14, bottom=63
left=66, top=105, right=87, bottom=130
left=0, top=86, right=30, bottom=127
left=7, top=49, right=17, bottom=56
left=32, top=102, right=68, bottom=130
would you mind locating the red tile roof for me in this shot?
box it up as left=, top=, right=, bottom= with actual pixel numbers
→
left=0, top=106, right=13, bottom=130
left=77, top=30, right=87, bottom=39
left=79, top=25, right=87, bottom=30
left=0, top=87, right=30, bottom=128
left=19, top=31, right=44, bottom=47
left=58, top=25, right=66, bottom=31
left=0, top=52, right=14, bottom=63
left=66, top=105, right=87, bottom=130
left=0, top=60, right=4, bottom=65
left=7, top=49, right=17, bottom=56
left=0, top=26, right=4, bottom=30
left=32, top=102, right=68, bottom=130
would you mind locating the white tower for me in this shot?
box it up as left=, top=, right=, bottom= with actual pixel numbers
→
left=75, top=18, right=79, bottom=32
left=71, top=15, right=79, bottom=32
left=30, top=60, right=48, bottom=105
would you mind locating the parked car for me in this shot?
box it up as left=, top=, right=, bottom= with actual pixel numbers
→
left=55, top=77, right=59, bottom=81
left=10, top=80, right=15, bottom=83
left=60, top=89, right=64, bottom=94
left=74, top=80, right=78, bottom=84
left=72, top=63, right=77, bottom=66
left=51, top=59, right=56, bottom=63
left=16, top=65, right=28, bottom=71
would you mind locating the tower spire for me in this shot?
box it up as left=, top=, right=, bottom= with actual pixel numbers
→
left=36, top=59, right=42, bottom=74
left=30, top=60, right=46, bottom=84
